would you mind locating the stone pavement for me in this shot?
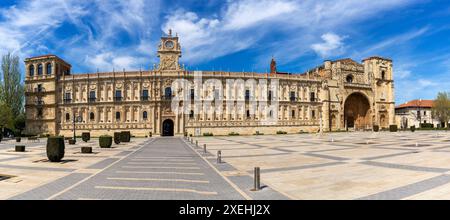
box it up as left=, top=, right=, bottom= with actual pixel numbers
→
left=6, top=137, right=287, bottom=200
left=196, top=130, right=450, bottom=200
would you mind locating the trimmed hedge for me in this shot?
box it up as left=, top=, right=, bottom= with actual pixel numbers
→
left=114, top=132, right=121, bottom=144
left=99, top=135, right=112, bottom=148
left=410, top=126, right=416, bottom=132
left=68, top=139, right=76, bottom=145
left=420, top=123, right=434, bottom=129
left=203, top=132, right=214, bottom=136
left=229, top=132, right=240, bottom=136
left=120, top=131, right=131, bottom=143
left=373, top=125, right=379, bottom=132
left=82, top=132, right=90, bottom=142
left=276, top=131, right=288, bottom=135
left=389, top=125, right=398, bottom=132
left=16, top=137, right=21, bottom=142
left=46, top=136, right=65, bottom=162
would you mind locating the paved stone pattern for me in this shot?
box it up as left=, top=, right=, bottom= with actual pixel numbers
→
left=196, top=131, right=450, bottom=200
left=52, top=138, right=250, bottom=200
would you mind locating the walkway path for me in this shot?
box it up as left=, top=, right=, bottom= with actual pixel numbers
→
left=10, top=138, right=257, bottom=200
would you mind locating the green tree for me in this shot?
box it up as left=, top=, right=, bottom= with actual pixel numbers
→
left=0, top=52, right=24, bottom=118
left=432, top=92, right=450, bottom=128
left=0, top=103, right=13, bottom=131
left=14, top=112, right=26, bottom=136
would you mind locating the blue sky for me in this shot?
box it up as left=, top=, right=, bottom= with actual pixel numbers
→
left=0, top=0, right=450, bottom=104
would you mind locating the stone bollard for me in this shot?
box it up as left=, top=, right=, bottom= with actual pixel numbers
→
left=252, top=167, right=261, bottom=191
left=217, top=150, right=222, bottom=164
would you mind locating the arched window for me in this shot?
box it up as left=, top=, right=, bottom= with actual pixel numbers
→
left=46, top=63, right=52, bottom=75
left=65, top=113, right=70, bottom=122
left=189, top=110, right=194, bottom=119
left=346, top=75, right=353, bottom=83
left=116, top=112, right=121, bottom=121
left=29, top=65, right=34, bottom=76
left=165, top=87, right=172, bottom=100
left=90, top=112, right=95, bottom=121
left=381, top=71, right=386, bottom=80
left=269, top=110, right=273, bottom=117
left=143, top=111, right=148, bottom=120
left=38, top=64, right=43, bottom=75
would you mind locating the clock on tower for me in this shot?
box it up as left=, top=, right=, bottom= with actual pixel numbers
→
left=157, top=29, right=182, bottom=71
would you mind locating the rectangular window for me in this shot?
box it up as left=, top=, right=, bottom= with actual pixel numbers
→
left=290, top=91, right=296, bottom=102
left=292, top=110, right=296, bottom=118
left=37, top=84, right=43, bottom=92
left=116, top=112, right=121, bottom=120
left=424, top=111, right=426, bottom=116
left=190, top=89, right=195, bottom=100
left=417, top=111, right=420, bottom=116
left=312, top=110, right=316, bottom=119
left=89, top=91, right=96, bottom=102
left=268, top=91, right=272, bottom=101
left=245, top=90, right=250, bottom=101
left=310, top=92, right=316, bottom=102
left=64, top=93, right=72, bottom=103
left=142, top=90, right=149, bottom=101
left=115, top=90, right=122, bottom=101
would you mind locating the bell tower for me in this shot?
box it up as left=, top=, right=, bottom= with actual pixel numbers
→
left=157, top=29, right=182, bottom=71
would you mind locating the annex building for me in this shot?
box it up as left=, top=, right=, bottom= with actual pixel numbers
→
left=24, top=31, right=395, bottom=137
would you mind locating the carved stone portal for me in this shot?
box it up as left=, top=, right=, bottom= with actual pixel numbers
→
left=344, top=93, right=371, bottom=130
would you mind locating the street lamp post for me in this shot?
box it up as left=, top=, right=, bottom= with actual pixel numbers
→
left=73, top=115, right=82, bottom=142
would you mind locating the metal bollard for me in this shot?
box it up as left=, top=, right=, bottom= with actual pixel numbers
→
left=203, top=144, right=207, bottom=154
left=196, top=140, right=198, bottom=147
left=252, top=167, right=261, bottom=191
left=217, top=150, right=222, bottom=164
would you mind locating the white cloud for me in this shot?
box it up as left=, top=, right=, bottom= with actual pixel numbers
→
left=162, top=0, right=417, bottom=64
left=311, top=33, right=346, bottom=58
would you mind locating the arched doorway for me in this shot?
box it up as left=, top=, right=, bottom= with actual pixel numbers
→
left=344, top=93, right=371, bottom=130
left=162, top=119, right=174, bottom=136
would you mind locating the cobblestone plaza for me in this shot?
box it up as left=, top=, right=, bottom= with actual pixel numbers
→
left=2, top=131, right=450, bottom=200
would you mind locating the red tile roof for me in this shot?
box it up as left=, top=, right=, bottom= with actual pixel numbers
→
left=396, top=99, right=434, bottom=109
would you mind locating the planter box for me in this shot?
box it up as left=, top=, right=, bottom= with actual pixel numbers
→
left=81, top=147, right=92, bottom=154
left=15, top=145, right=25, bottom=152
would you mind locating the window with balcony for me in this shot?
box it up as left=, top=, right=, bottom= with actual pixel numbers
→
left=89, top=91, right=96, bottom=103
left=64, top=93, right=72, bottom=103
left=115, top=90, right=122, bottom=102
left=290, top=91, right=296, bottom=102
left=141, top=90, right=149, bottom=101
left=245, top=90, right=250, bottom=101
left=29, top=65, right=34, bottom=76
left=310, top=92, right=316, bottom=102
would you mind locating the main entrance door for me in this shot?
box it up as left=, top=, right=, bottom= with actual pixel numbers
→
left=344, top=93, right=371, bottom=130
left=162, top=119, right=174, bottom=136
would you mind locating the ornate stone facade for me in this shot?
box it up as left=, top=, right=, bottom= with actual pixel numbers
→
left=24, top=32, right=395, bottom=137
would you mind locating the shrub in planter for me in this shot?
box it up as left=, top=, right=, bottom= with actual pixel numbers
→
left=46, top=136, right=65, bottom=162
left=81, top=147, right=92, bottom=154
left=373, top=125, right=379, bottom=132
left=149, top=132, right=152, bottom=137
left=68, top=139, right=76, bottom=145
left=114, top=132, right=121, bottom=144
left=99, top=135, right=113, bottom=148
left=389, top=125, right=398, bottom=132
left=120, top=131, right=131, bottom=142
left=229, top=132, right=239, bottom=136
left=82, top=132, right=90, bottom=142
left=15, top=145, right=25, bottom=152
left=410, top=126, right=416, bottom=132
left=276, top=131, right=288, bottom=135
left=16, top=137, right=21, bottom=142
left=0, top=133, right=2, bottom=143
left=203, top=132, right=213, bottom=136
